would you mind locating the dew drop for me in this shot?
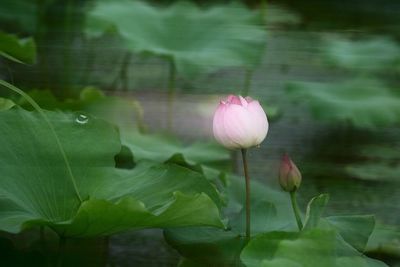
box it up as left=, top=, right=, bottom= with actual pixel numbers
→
left=75, top=114, right=89, bottom=125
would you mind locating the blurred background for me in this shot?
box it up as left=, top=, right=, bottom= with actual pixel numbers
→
left=1, top=0, right=400, bottom=266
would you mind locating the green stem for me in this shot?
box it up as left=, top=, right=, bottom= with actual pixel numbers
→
left=0, top=80, right=83, bottom=203
left=290, top=190, right=303, bottom=231
left=240, top=149, right=251, bottom=240
left=241, top=69, right=253, bottom=96
left=166, top=60, right=176, bottom=131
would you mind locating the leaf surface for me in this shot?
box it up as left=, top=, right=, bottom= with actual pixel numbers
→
left=86, top=0, right=266, bottom=77
left=0, top=108, right=223, bottom=236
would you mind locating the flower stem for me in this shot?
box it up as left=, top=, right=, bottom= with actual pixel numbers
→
left=290, top=190, right=303, bottom=231
left=240, top=149, right=251, bottom=240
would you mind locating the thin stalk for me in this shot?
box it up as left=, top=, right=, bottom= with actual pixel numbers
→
left=166, top=60, right=176, bottom=130
left=240, top=149, right=251, bottom=240
left=0, top=80, right=83, bottom=203
left=241, top=69, right=253, bottom=96
left=290, top=190, right=303, bottom=231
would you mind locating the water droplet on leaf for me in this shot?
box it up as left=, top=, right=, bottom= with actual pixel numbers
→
left=76, top=114, right=89, bottom=124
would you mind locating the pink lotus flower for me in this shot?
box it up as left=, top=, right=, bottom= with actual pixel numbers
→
left=213, top=95, right=268, bottom=149
left=279, top=154, right=302, bottom=192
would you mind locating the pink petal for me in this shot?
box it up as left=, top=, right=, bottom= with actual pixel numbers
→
left=213, top=102, right=238, bottom=149
left=226, top=95, right=242, bottom=105
left=245, top=96, right=254, bottom=103
left=239, top=95, right=248, bottom=107
left=247, top=100, right=269, bottom=144
left=222, top=104, right=259, bottom=148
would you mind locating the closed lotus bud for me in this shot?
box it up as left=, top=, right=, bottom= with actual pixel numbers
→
left=212, top=95, right=269, bottom=149
left=279, top=154, right=302, bottom=192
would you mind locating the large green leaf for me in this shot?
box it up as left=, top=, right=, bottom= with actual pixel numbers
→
left=18, top=88, right=231, bottom=173
left=287, top=79, right=400, bottom=128
left=0, top=98, right=15, bottom=110
left=241, top=229, right=337, bottom=267
left=166, top=174, right=386, bottom=266
left=0, top=31, right=36, bottom=64
left=345, top=144, right=400, bottom=182
left=240, top=229, right=388, bottom=267
left=323, top=36, right=400, bottom=72
left=164, top=175, right=293, bottom=267
left=335, top=236, right=388, bottom=267
left=122, top=131, right=230, bottom=168
left=165, top=227, right=246, bottom=267
left=18, top=87, right=144, bottom=131
left=367, top=224, right=400, bottom=257
left=0, top=107, right=223, bottom=236
left=346, top=162, right=400, bottom=182
left=225, top=175, right=294, bottom=232
left=86, top=0, right=266, bottom=77
left=303, top=194, right=329, bottom=230
left=325, top=215, right=375, bottom=252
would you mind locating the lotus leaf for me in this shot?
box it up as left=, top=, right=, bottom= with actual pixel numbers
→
left=0, top=31, right=36, bottom=64
left=86, top=0, right=266, bottom=78
left=0, top=107, right=223, bottom=237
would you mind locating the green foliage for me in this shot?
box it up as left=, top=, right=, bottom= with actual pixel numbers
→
left=323, top=36, right=400, bottom=72
left=325, top=215, right=375, bottom=252
left=303, top=194, right=329, bottom=230
left=166, top=173, right=387, bottom=266
left=86, top=0, right=266, bottom=78
left=240, top=193, right=385, bottom=267
left=0, top=0, right=38, bottom=33
left=0, top=107, right=223, bottom=236
left=346, top=144, right=400, bottom=182
left=123, top=132, right=230, bottom=168
left=0, top=98, right=15, bottom=110
left=367, top=224, right=400, bottom=258
left=241, top=229, right=388, bottom=267
left=165, top=227, right=247, bottom=267
left=0, top=31, right=36, bottom=64
left=17, top=88, right=231, bottom=175
left=287, top=79, right=400, bottom=128
left=165, top=175, right=293, bottom=266
left=241, top=229, right=337, bottom=267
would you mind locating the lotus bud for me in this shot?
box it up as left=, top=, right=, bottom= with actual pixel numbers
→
left=212, top=95, right=269, bottom=149
left=279, top=154, right=302, bottom=192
